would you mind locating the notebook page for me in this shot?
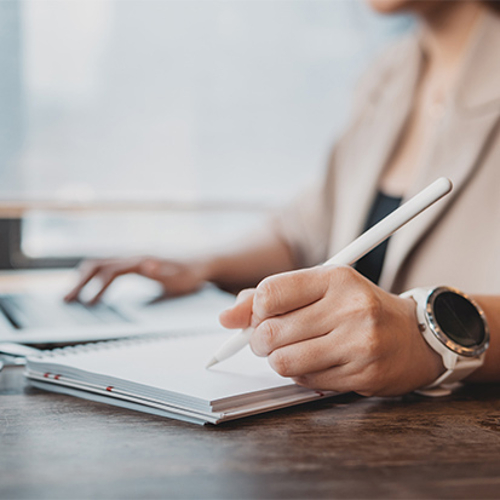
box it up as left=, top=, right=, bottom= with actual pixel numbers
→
left=31, top=331, right=293, bottom=404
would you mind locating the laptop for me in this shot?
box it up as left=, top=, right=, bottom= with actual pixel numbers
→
left=0, top=270, right=236, bottom=344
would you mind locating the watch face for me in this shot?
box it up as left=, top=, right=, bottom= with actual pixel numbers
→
left=432, top=291, right=486, bottom=349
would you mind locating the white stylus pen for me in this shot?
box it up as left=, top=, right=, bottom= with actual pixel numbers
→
left=206, top=177, right=453, bottom=369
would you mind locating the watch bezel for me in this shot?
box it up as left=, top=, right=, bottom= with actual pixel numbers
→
left=425, top=286, right=490, bottom=357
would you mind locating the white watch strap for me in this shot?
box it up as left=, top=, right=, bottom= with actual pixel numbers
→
left=424, top=356, right=483, bottom=387
left=415, top=358, right=484, bottom=397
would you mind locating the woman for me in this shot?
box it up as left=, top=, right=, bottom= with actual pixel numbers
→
left=66, top=0, right=500, bottom=396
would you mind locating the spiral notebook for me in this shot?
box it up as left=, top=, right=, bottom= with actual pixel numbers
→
left=25, top=330, right=338, bottom=425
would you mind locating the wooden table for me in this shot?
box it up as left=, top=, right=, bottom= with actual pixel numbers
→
left=2, top=366, right=500, bottom=499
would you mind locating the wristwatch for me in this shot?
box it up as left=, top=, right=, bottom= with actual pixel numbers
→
left=400, top=286, right=490, bottom=396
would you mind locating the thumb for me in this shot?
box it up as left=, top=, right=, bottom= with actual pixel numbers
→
left=219, top=288, right=255, bottom=329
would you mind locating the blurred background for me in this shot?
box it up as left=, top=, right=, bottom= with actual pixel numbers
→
left=0, top=0, right=411, bottom=268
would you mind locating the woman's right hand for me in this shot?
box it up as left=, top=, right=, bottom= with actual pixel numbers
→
left=64, top=256, right=210, bottom=304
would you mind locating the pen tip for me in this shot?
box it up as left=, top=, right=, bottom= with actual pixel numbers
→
left=205, top=357, right=218, bottom=369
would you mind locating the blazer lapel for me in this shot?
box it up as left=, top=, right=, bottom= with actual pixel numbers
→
left=379, top=11, right=500, bottom=291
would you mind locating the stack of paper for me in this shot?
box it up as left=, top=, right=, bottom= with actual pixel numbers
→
left=25, top=330, right=338, bottom=425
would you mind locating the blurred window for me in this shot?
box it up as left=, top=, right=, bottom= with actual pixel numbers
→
left=0, top=0, right=411, bottom=261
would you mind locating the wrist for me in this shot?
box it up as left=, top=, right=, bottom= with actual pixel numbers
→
left=401, top=296, right=446, bottom=389
left=186, top=255, right=219, bottom=284
left=194, top=253, right=260, bottom=293
left=187, top=254, right=241, bottom=291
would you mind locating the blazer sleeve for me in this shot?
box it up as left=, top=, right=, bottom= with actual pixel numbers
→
left=266, top=42, right=401, bottom=269
left=267, top=154, right=336, bottom=269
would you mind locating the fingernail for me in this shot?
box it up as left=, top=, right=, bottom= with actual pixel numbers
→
left=222, top=297, right=242, bottom=313
left=219, top=307, right=232, bottom=318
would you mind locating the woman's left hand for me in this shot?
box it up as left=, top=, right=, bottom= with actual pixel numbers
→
left=220, top=265, right=445, bottom=396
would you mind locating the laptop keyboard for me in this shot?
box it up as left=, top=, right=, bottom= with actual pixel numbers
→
left=0, top=293, right=131, bottom=330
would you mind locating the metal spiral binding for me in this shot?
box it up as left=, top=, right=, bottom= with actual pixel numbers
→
left=39, top=329, right=209, bottom=359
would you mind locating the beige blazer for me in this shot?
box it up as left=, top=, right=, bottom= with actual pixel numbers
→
left=271, top=10, right=500, bottom=295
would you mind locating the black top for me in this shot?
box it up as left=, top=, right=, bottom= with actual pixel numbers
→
left=354, top=191, right=402, bottom=285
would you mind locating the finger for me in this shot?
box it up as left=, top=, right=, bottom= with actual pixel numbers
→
left=266, top=331, right=353, bottom=377
left=64, top=262, right=102, bottom=302
left=219, top=289, right=255, bottom=329
left=250, top=295, right=342, bottom=357
left=88, top=268, right=125, bottom=304
left=292, top=364, right=358, bottom=394
left=252, top=266, right=330, bottom=324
